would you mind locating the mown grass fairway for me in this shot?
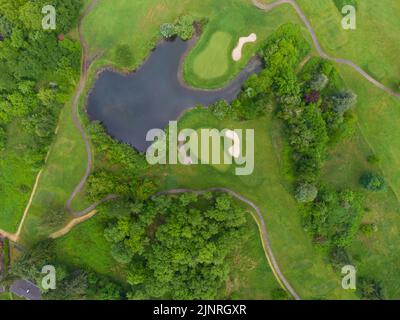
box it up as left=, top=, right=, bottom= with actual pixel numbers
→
left=192, top=31, right=232, bottom=80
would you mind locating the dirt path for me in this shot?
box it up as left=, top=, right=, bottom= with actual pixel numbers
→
left=251, top=0, right=400, bottom=99
left=0, top=169, right=44, bottom=243
left=157, top=188, right=301, bottom=300
left=49, top=210, right=97, bottom=239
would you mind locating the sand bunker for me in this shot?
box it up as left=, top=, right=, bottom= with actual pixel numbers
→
left=232, top=33, right=257, bottom=62
left=225, top=130, right=241, bottom=158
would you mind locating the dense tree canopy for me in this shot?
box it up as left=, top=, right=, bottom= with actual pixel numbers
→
left=104, top=193, right=248, bottom=299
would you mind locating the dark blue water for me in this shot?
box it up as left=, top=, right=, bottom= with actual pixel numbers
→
left=87, top=38, right=262, bottom=152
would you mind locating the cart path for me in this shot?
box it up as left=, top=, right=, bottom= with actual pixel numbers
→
left=157, top=188, right=301, bottom=300
left=65, top=0, right=99, bottom=214
left=251, top=0, right=400, bottom=99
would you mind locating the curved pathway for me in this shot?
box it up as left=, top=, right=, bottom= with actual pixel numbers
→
left=252, top=0, right=400, bottom=99
left=65, top=0, right=98, bottom=214
left=157, top=188, right=301, bottom=300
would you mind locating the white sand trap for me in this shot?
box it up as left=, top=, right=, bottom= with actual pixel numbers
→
left=232, top=33, right=257, bottom=62
left=225, top=130, right=241, bottom=159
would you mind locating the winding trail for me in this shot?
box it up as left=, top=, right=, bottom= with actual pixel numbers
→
left=157, top=188, right=301, bottom=300
left=65, top=0, right=99, bottom=215
left=252, top=0, right=400, bottom=99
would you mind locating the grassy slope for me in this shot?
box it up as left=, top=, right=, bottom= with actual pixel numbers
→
left=294, top=0, right=400, bottom=196
left=156, top=108, right=356, bottom=299
left=296, top=0, right=400, bottom=90
left=0, top=122, right=38, bottom=232
left=19, top=104, right=87, bottom=245
left=322, top=130, right=400, bottom=299
left=53, top=211, right=125, bottom=280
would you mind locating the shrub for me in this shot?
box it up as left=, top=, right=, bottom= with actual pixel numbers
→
left=333, top=0, right=358, bottom=12
left=309, top=73, right=329, bottom=91
left=360, top=172, right=386, bottom=191
left=359, top=223, right=378, bottom=236
left=332, top=90, right=357, bottom=115
left=295, top=183, right=318, bottom=203
left=357, top=277, right=384, bottom=300
left=209, top=99, right=235, bottom=120
left=175, top=15, right=194, bottom=40
left=160, top=23, right=177, bottom=39
left=329, top=247, right=351, bottom=270
left=367, top=154, right=380, bottom=164
left=304, top=90, right=320, bottom=104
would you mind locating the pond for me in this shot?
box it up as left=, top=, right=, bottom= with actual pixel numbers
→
left=87, top=38, right=263, bottom=152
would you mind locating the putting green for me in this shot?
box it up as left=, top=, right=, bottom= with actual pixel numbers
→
left=192, top=31, right=232, bottom=80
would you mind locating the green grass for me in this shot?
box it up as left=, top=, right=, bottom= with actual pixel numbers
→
left=53, top=210, right=126, bottom=280
left=0, top=292, right=24, bottom=300
left=153, top=107, right=357, bottom=299
left=0, top=121, right=40, bottom=233
left=321, top=129, right=400, bottom=299
left=192, top=31, right=232, bottom=80
left=228, top=216, right=279, bottom=299
left=19, top=104, right=87, bottom=245
left=297, top=0, right=400, bottom=90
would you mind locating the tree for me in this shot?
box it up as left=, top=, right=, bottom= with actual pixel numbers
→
left=111, top=242, right=133, bottom=264
left=309, top=73, right=329, bottom=91
left=332, top=90, right=357, bottom=115
left=115, top=44, right=133, bottom=67
left=360, top=172, right=386, bottom=191
left=160, top=23, right=177, bottom=39
left=105, top=193, right=247, bottom=299
left=295, top=183, right=318, bottom=203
